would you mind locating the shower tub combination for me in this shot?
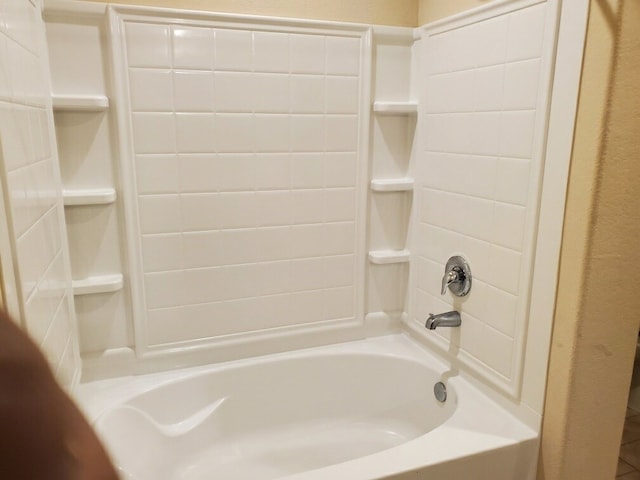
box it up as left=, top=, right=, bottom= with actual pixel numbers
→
left=44, top=0, right=587, bottom=476
left=77, top=335, right=537, bottom=480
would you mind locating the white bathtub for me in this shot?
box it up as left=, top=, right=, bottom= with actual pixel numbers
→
left=76, top=335, right=538, bottom=480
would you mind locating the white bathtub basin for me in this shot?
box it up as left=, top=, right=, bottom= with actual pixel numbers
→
left=76, top=335, right=538, bottom=480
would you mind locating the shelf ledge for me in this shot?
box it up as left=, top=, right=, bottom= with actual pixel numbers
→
left=52, top=94, right=109, bottom=111
left=72, top=274, right=123, bottom=296
left=370, top=178, right=414, bottom=192
left=63, top=188, right=116, bottom=206
left=368, top=249, right=410, bottom=265
left=372, top=101, right=418, bottom=115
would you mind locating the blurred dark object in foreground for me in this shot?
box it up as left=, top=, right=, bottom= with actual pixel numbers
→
left=0, top=308, right=118, bottom=479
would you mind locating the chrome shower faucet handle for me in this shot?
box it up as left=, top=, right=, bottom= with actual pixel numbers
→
left=441, top=256, right=472, bottom=297
left=441, top=269, right=459, bottom=295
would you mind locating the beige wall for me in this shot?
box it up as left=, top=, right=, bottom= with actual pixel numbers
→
left=418, top=0, right=491, bottom=24
left=0, top=264, right=4, bottom=308
left=86, top=0, right=418, bottom=26
left=539, top=0, right=640, bottom=479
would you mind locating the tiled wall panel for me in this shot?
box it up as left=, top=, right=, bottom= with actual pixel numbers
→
left=115, top=15, right=368, bottom=349
left=411, top=0, right=556, bottom=394
left=0, top=0, right=80, bottom=387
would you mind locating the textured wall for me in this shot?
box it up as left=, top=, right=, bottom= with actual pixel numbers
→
left=87, top=0, right=418, bottom=26
left=0, top=0, right=80, bottom=388
left=539, top=0, right=640, bottom=479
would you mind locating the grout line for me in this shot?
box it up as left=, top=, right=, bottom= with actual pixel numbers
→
left=420, top=183, right=528, bottom=209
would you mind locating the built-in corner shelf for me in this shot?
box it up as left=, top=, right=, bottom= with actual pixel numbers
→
left=52, top=94, right=109, bottom=111
left=63, top=188, right=116, bottom=206
left=368, top=249, right=410, bottom=265
left=372, top=101, right=418, bottom=115
left=72, top=274, right=123, bottom=296
left=370, top=178, right=414, bottom=192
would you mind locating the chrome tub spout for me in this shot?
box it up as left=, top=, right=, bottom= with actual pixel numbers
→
left=425, top=311, right=461, bottom=330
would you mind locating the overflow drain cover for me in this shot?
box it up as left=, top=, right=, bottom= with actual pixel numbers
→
left=434, top=382, right=447, bottom=402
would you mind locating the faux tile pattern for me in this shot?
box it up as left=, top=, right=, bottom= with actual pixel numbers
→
left=413, top=3, right=549, bottom=382
left=0, top=0, right=79, bottom=387
left=122, top=21, right=364, bottom=347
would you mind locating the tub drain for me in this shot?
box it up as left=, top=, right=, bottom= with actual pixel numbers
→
left=434, top=382, right=447, bottom=402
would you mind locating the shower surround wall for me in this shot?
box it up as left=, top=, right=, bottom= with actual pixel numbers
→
left=408, top=0, right=558, bottom=399
left=110, top=9, right=370, bottom=360
left=0, top=0, right=80, bottom=387
left=39, top=2, right=570, bottom=421
left=44, top=2, right=418, bottom=378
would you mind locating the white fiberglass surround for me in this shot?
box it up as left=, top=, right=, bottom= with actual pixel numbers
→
left=410, top=0, right=560, bottom=399
left=0, top=0, right=81, bottom=387
left=77, top=335, right=538, bottom=480
left=107, top=5, right=374, bottom=372
left=41, top=0, right=587, bottom=408
left=40, top=0, right=590, bottom=477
